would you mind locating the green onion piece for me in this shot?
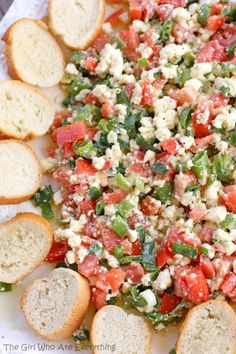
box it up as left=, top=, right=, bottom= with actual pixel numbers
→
left=98, top=119, right=108, bottom=131
left=117, top=200, right=134, bottom=218
left=192, top=150, right=210, bottom=181
left=176, top=68, right=191, bottom=88
left=40, top=203, right=54, bottom=219
left=173, top=242, right=198, bottom=259
left=124, top=114, right=137, bottom=138
left=221, top=62, right=236, bottom=78
left=116, top=87, right=130, bottom=106
left=112, top=215, right=129, bottom=238
left=69, top=79, right=92, bottom=95
left=74, top=104, right=101, bottom=126
left=229, top=131, right=236, bottom=146
left=150, top=269, right=160, bottom=281
left=88, top=243, right=103, bottom=257
left=95, top=200, right=105, bottom=215
left=142, top=242, right=155, bottom=266
left=119, top=255, right=142, bottom=264
left=160, top=20, right=174, bottom=42
left=138, top=57, right=149, bottom=68
left=115, top=173, right=131, bottom=192
left=180, top=106, right=194, bottom=130
left=222, top=4, right=236, bottom=23
left=197, top=4, right=211, bottom=25
left=136, top=135, right=156, bottom=152
left=113, top=245, right=124, bottom=259
left=130, top=286, right=148, bottom=307
left=63, top=94, right=75, bottom=107
left=152, top=161, right=169, bottom=174
left=185, top=184, right=199, bottom=193
left=0, top=282, right=12, bottom=292
left=136, top=225, right=146, bottom=243
left=219, top=85, right=231, bottom=97
left=69, top=51, right=85, bottom=64
left=221, top=213, right=236, bottom=230
left=73, top=141, right=95, bottom=158
left=200, top=245, right=210, bottom=257
left=34, top=185, right=54, bottom=205
left=88, top=187, right=102, bottom=200
left=153, top=182, right=173, bottom=203
left=213, top=153, right=234, bottom=182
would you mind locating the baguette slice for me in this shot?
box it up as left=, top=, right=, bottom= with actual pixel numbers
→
left=3, top=19, right=65, bottom=87
left=0, top=213, right=53, bottom=283
left=176, top=300, right=236, bottom=354
left=21, top=268, right=91, bottom=340
left=0, top=140, right=42, bottom=204
left=48, top=0, right=105, bottom=50
left=91, top=305, right=151, bottom=354
left=0, top=81, right=55, bottom=140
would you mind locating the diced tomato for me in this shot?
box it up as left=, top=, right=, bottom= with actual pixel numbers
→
left=120, top=239, right=132, bottom=255
left=120, top=29, right=140, bottom=61
left=155, top=152, right=177, bottom=181
left=74, top=182, right=90, bottom=196
left=189, top=206, right=205, bottom=224
left=83, top=220, right=98, bottom=238
left=98, top=223, right=121, bottom=251
left=210, top=2, right=227, bottom=15
left=153, top=76, right=167, bottom=90
left=172, top=23, right=188, bottom=44
left=129, top=0, right=143, bottom=21
left=124, top=83, right=135, bottom=98
left=53, top=165, right=71, bottom=189
left=221, top=185, right=236, bottom=214
left=81, top=236, right=95, bottom=248
left=160, top=293, right=181, bottom=314
left=129, top=0, right=159, bottom=22
left=190, top=135, right=213, bottom=152
left=45, top=241, right=71, bottom=262
left=192, top=101, right=215, bottom=138
left=92, top=287, right=107, bottom=309
left=198, top=227, right=213, bottom=243
left=77, top=254, right=99, bottom=278
left=157, top=5, right=173, bottom=23
left=101, top=102, right=115, bottom=118
left=141, top=81, right=155, bottom=106
left=207, top=15, right=225, bottom=31
left=161, top=138, right=179, bottom=154
left=149, top=45, right=163, bottom=66
left=174, top=171, right=198, bottom=197
left=210, top=92, right=229, bottom=108
left=107, top=269, right=126, bottom=292
left=78, top=199, right=96, bottom=216
left=86, top=127, right=98, bottom=140
left=143, top=28, right=157, bottom=48
left=155, top=247, right=169, bottom=268
left=95, top=270, right=110, bottom=291
left=159, top=0, right=185, bottom=7
left=92, top=33, right=110, bottom=52
left=121, top=264, right=144, bottom=283
left=128, top=163, right=146, bottom=176
left=103, top=190, right=127, bottom=204
left=132, top=240, right=142, bottom=256
left=199, top=255, right=215, bottom=279
left=84, top=93, right=100, bottom=106
left=196, top=39, right=227, bottom=63
left=75, top=160, right=97, bottom=175
left=53, top=121, right=88, bottom=146
left=166, top=224, right=201, bottom=256
left=50, top=110, right=72, bottom=132
left=47, top=147, right=56, bottom=158
left=221, top=272, right=236, bottom=298
left=140, top=196, right=159, bottom=216
left=106, top=9, right=124, bottom=26
left=170, top=87, right=197, bottom=106
left=83, top=57, right=97, bottom=71
left=127, top=212, right=147, bottom=230
left=212, top=24, right=236, bottom=48
left=174, top=266, right=209, bottom=302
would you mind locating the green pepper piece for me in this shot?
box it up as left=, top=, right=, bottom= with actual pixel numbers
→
left=153, top=182, right=173, bottom=203
left=73, top=141, right=95, bottom=158
left=88, top=187, right=102, bottom=200
left=136, top=225, right=146, bottom=243
left=221, top=213, right=236, bottom=230
left=213, top=153, right=234, bottom=182
left=116, top=87, right=130, bottom=107
left=113, top=245, right=124, bottom=259
left=160, top=20, right=174, bottom=42
left=119, top=255, right=142, bottom=264
left=152, top=161, right=169, bottom=174
left=69, top=79, right=92, bottom=95
left=138, top=58, right=149, bottom=68
left=115, top=173, right=131, bottom=192
left=173, top=242, right=198, bottom=259
left=124, top=114, right=137, bottom=138
left=197, top=4, right=211, bottom=25
left=95, top=200, right=105, bottom=215
left=180, top=106, right=194, bottom=130
left=117, top=200, right=135, bottom=218
left=192, top=150, right=210, bottom=182
left=136, top=135, right=156, bottom=152
left=112, top=215, right=129, bottom=238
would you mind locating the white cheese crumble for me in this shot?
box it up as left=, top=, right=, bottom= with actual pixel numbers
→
left=153, top=269, right=172, bottom=290
left=139, top=289, right=157, bottom=313
left=205, top=206, right=227, bottom=224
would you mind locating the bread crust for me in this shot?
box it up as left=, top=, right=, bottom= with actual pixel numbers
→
left=176, top=300, right=236, bottom=354
left=0, top=212, right=53, bottom=283
left=21, top=269, right=91, bottom=341
left=2, top=18, right=65, bottom=87
left=0, top=139, right=42, bottom=204
left=0, top=81, right=55, bottom=140
left=48, top=0, right=105, bottom=50
left=90, top=305, right=152, bottom=354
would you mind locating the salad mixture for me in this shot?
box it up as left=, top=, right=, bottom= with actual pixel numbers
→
left=42, top=0, right=236, bottom=328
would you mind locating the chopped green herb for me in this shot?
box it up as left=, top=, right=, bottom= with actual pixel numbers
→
left=142, top=242, right=155, bottom=266
left=173, top=242, right=198, bottom=259
left=112, top=36, right=125, bottom=49
left=219, top=85, right=231, bottom=97
left=229, top=131, right=236, bottom=146
left=160, top=20, right=174, bottom=42
left=146, top=301, right=186, bottom=325
left=213, top=154, right=234, bottom=182
left=226, top=43, right=236, bottom=57
left=136, top=226, right=146, bottom=243
left=221, top=213, right=236, bottom=230
left=192, top=151, right=210, bottom=182
left=130, top=286, right=148, bottom=308
left=88, top=186, right=102, bottom=200
left=136, top=135, right=156, bottom=152
left=0, top=282, right=12, bottom=292
left=69, top=51, right=85, bottom=64
left=95, top=200, right=105, bottom=215
left=185, top=184, right=199, bottom=193
left=124, top=114, right=138, bottom=138
left=153, top=182, right=173, bottom=203
left=88, top=242, right=103, bottom=257
left=138, top=57, right=149, bottom=68
left=152, top=161, right=169, bottom=174
left=33, top=186, right=54, bottom=219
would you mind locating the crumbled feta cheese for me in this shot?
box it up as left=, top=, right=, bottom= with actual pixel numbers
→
left=205, top=206, right=227, bottom=224
left=172, top=7, right=191, bottom=24
left=201, top=243, right=215, bottom=259
left=160, top=64, right=178, bottom=79
left=184, top=78, right=203, bottom=92
left=141, top=274, right=151, bottom=286
left=143, top=150, right=156, bottom=163
left=139, top=289, right=157, bottom=312
left=204, top=180, right=222, bottom=207
left=92, top=84, right=112, bottom=103
left=154, top=96, right=177, bottom=113
left=131, top=82, right=142, bottom=105
left=191, top=62, right=212, bottom=81
left=154, top=110, right=177, bottom=130
left=66, top=251, right=76, bottom=265
left=65, top=63, right=79, bottom=75
left=70, top=215, right=87, bottom=233
left=68, top=235, right=81, bottom=249
left=115, top=104, right=127, bottom=124
left=132, top=20, right=148, bottom=33
left=163, top=205, right=178, bottom=219
left=127, top=229, right=138, bottom=242
left=75, top=89, right=91, bottom=102
left=96, top=44, right=123, bottom=78
left=106, top=143, right=122, bottom=168
left=153, top=269, right=172, bottom=290
left=53, top=190, right=63, bottom=205
left=107, top=131, right=118, bottom=144
left=139, top=117, right=155, bottom=140
left=215, top=77, right=236, bottom=97
left=103, top=250, right=119, bottom=268
left=179, top=136, right=194, bottom=149
left=213, top=111, right=236, bottom=131
left=213, top=229, right=236, bottom=256
left=77, top=247, right=89, bottom=263
left=104, top=204, right=116, bottom=216
left=92, top=156, right=106, bottom=170
left=159, top=44, right=190, bottom=64
left=155, top=127, right=172, bottom=142
left=40, top=158, right=57, bottom=173
left=137, top=43, right=153, bottom=58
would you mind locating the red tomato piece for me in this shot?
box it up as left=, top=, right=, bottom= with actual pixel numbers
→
left=98, top=223, right=121, bottom=251
left=92, top=33, right=110, bottom=52
left=84, top=93, right=100, bottom=105
left=121, top=264, right=144, bottom=283
left=155, top=247, right=169, bottom=268
left=92, top=287, right=107, bottom=309
left=210, top=92, right=229, bottom=108
left=103, top=190, right=127, bottom=204
left=106, top=9, right=123, bottom=26
left=157, top=5, right=173, bottom=23
left=174, top=171, right=198, bottom=197
left=172, top=23, right=188, bottom=44
left=120, top=29, right=140, bottom=61
left=166, top=224, right=201, bottom=255
left=86, top=127, right=98, bottom=140
left=141, top=81, right=155, bottom=106
left=161, top=138, right=179, bottom=154
left=101, top=102, right=115, bottom=118
left=83, top=57, right=97, bottom=71
left=77, top=254, right=99, bottom=278
left=221, top=185, right=236, bottom=214
left=171, top=87, right=197, bottom=106
left=189, top=206, right=205, bottom=224
left=153, top=76, right=167, bottom=90
left=120, top=239, right=133, bottom=255
left=190, top=135, right=213, bottom=153
left=174, top=266, right=209, bottom=302
left=192, top=101, right=215, bottom=138
left=129, top=0, right=143, bottom=21
left=158, top=0, right=185, bottom=7
left=207, top=15, right=225, bottom=31
left=160, top=293, right=181, bottom=314
left=83, top=220, right=98, bottom=238
left=212, top=24, right=236, bottom=48
left=124, top=83, right=135, bottom=98
left=107, top=269, right=126, bottom=292
left=78, top=199, right=96, bottom=216
left=196, top=39, right=227, bottom=63
left=221, top=272, right=236, bottom=298
left=95, top=270, right=110, bottom=291
left=45, top=242, right=71, bottom=262
left=53, top=165, right=71, bottom=189
left=75, top=160, right=97, bottom=175
left=63, top=143, right=74, bottom=159
left=140, top=196, right=159, bottom=216
left=54, top=121, right=88, bottom=146
left=210, top=3, right=227, bottom=15
left=47, top=147, right=56, bottom=158
left=199, top=254, right=215, bottom=279
left=198, top=227, right=213, bottom=243
left=128, top=163, right=146, bottom=176
left=50, top=110, right=72, bottom=132
left=132, top=240, right=142, bottom=256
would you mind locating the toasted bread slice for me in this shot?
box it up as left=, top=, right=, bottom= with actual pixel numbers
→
left=91, top=305, right=151, bottom=354
left=0, top=140, right=42, bottom=204
left=0, top=213, right=53, bottom=283
left=3, top=18, right=65, bottom=87
left=21, top=268, right=91, bottom=340
left=48, top=0, right=105, bottom=50
left=176, top=300, right=236, bottom=354
left=0, top=81, right=54, bottom=140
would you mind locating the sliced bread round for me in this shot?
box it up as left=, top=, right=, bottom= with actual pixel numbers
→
left=176, top=300, right=236, bottom=354
left=21, top=268, right=91, bottom=340
left=3, top=18, right=65, bottom=87
left=91, top=305, right=151, bottom=354
left=0, top=81, right=55, bottom=140
left=0, top=212, right=53, bottom=283
left=48, top=0, right=105, bottom=50
left=0, top=140, right=42, bottom=204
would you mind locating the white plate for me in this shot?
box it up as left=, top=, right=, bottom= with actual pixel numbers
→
left=0, top=1, right=178, bottom=353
